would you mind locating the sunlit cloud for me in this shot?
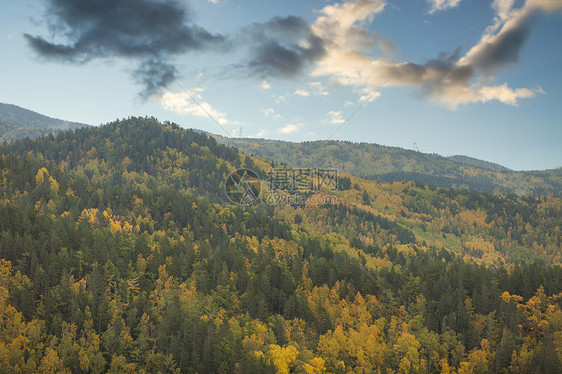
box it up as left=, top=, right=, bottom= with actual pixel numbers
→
left=278, top=123, right=302, bottom=134
left=160, top=89, right=238, bottom=125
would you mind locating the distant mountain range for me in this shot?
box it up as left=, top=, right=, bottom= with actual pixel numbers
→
left=0, top=103, right=90, bottom=141
left=2, top=103, right=559, bottom=197
left=215, top=137, right=562, bottom=197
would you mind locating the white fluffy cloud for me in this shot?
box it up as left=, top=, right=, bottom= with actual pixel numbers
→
left=308, top=82, right=329, bottom=96
left=278, top=124, right=302, bottom=134
left=427, top=0, right=462, bottom=14
left=311, top=0, right=390, bottom=88
left=327, top=111, right=345, bottom=125
left=292, top=82, right=329, bottom=98
left=477, top=84, right=540, bottom=105
left=493, top=0, right=515, bottom=20
left=160, top=89, right=238, bottom=126
left=294, top=89, right=311, bottom=97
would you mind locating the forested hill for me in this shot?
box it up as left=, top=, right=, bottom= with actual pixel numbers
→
left=0, top=103, right=90, bottom=141
left=0, top=117, right=561, bottom=373
left=447, top=155, right=511, bottom=172
left=216, top=137, right=562, bottom=197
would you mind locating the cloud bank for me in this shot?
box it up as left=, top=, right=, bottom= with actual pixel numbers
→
left=25, top=0, right=324, bottom=99
left=310, top=0, right=561, bottom=107
left=25, top=0, right=562, bottom=108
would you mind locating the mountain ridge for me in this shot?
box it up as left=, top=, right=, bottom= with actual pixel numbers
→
left=214, top=136, right=562, bottom=197
left=446, top=154, right=512, bottom=172
left=2, top=103, right=560, bottom=197
left=0, top=102, right=90, bottom=141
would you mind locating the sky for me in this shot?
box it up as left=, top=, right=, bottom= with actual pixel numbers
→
left=1, top=0, right=561, bottom=171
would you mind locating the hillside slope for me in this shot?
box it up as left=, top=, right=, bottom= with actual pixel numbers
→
left=0, top=103, right=90, bottom=141
left=216, top=137, right=562, bottom=197
left=447, top=155, right=511, bottom=172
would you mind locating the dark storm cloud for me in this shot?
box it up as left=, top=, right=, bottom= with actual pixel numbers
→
left=467, top=21, right=532, bottom=72
left=387, top=47, right=474, bottom=92
left=25, top=2, right=325, bottom=95
left=423, top=48, right=475, bottom=89
left=425, top=47, right=462, bottom=71
left=24, top=0, right=225, bottom=97
left=134, top=60, right=178, bottom=100
left=243, top=16, right=326, bottom=78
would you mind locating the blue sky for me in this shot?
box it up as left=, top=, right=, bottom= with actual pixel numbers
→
left=1, top=0, right=561, bottom=171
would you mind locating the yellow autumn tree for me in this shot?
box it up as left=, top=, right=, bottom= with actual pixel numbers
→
left=48, top=175, right=59, bottom=194
left=394, top=331, right=422, bottom=373
left=466, top=339, right=492, bottom=374
left=35, top=167, right=59, bottom=195
left=38, top=347, right=66, bottom=373
left=268, top=344, right=299, bottom=374
left=35, top=167, right=49, bottom=184
left=304, top=357, right=326, bottom=374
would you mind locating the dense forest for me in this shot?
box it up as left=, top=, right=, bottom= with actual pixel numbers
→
left=0, top=117, right=561, bottom=373
left=216, top=137, right=562, bottom=198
